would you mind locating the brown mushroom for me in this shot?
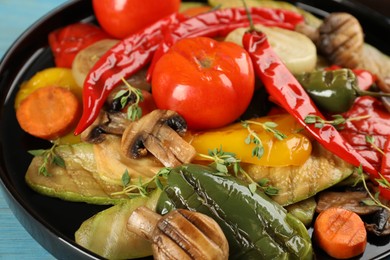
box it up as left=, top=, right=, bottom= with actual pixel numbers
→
left=127, top=206, right=229, bottom=260
left=296, top=12, right=390, bottom=110
left=317, top=12, right=365, bottom=69
left=81, top=110, right=130, bottom=144
left=121, top=109, right=196, bottom=167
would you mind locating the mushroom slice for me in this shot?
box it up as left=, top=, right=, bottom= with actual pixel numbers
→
left=127, top=206, right=229, bottom=260
left=317, top=12, right=364, bottom=69
left=316, top=191, right=380, bottom=215
left=121, top=109, right=196, bottom=167
left=81, top=110, right=130, bottom=144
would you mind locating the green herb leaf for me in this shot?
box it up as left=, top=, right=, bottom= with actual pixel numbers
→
left=52, top=155, right=65, bottom=168
left=248, top=183, right=257, bottom=195
left=122, top=170, right=131, bottom=187
left=198, top=147, right=279, bottom=196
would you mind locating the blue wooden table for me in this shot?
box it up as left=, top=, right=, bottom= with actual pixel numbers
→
left=0, top=2, right=68, bottom=259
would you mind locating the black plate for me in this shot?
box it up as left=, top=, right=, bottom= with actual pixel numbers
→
left=0, top=0, right=389, bottom=259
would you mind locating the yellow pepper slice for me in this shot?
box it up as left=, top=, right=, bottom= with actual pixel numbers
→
left=15, top=67, right=82, bottom=144
left=186, top=114, right=312, bottom=167
left=14, top=67, right=82, bottom=109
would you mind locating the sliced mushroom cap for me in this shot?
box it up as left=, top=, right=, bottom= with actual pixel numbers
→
left=316, top=191, right=381, bottom=215
left=317, top=12, right=364, bottom=69
left=127, top=206, right=229, bottom=260
left=81, top=110, right=130, bottom=144
left=121, top=109, right=196, bottom=167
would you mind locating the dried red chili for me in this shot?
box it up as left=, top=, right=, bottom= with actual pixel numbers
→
left=242, top=30, right=378, bottom=177
left=73, top=7, right=304, bottom=135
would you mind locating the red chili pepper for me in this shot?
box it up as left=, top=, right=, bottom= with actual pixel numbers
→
left=48, top=23, right=110, bottom=68
left=74, top=7, right=304, bottom=135
left=146, top=7, right=303, bottom=81
left=325, top=65, right=377, bottom=91
left=382, top=137, right=390, bottom=176
left=242, top=30, right=378, bottom=177
left=340, top=96, right=390, bottom=174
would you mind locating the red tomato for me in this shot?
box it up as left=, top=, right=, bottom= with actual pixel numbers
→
left=151, top=37, right=255, bottom=130
left=92, top=0, right=181, bottom=39
left=48, top=23, right=110, bottom=68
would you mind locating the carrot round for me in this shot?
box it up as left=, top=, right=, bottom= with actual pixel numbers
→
left=314, top=207, right=367, bottom=259
left=16, top=86, right=81, bottom=140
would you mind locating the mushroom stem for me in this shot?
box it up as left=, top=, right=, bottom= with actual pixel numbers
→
left=127, top=207, right=229, bottom=260
left=127, top=206, right=161, bottom=240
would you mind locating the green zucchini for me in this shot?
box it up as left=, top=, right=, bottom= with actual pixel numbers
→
left=244, top=142, right=355, bottom=206
left=157, top=164, right=313, bottom=259
left=75, top=189, right=161, bottom=259
left=25, top=142, right=128, bottom=205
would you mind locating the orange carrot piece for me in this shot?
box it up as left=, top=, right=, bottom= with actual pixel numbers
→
left=314, top=207, right=367, bottom=259
left=16, top=86, right=81, bottom=140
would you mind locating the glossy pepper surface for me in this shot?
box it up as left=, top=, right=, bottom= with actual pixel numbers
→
left=296, top=69, right=357, bottom=113
left=186, top=114, right=312, bottom=167
left=74, top=7, right=304, bottom=135
left=297, top=68, right=390, bottom=114
left=242, top=30, right=378, bottom=177
left=156, top=164, right=313, bottom=260
left=340, top=96, right=390, bottom=174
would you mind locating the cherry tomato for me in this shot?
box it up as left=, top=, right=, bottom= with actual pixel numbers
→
left=92, top=0, right=181, bottom=39
left=48, top=23, right=110, bottom=68
left=151, top=37, right=255, bottom=130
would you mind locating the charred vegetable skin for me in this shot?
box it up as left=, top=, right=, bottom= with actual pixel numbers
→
left=156, top=164, right=313, bottom=260
left=74, top=7, right=304, bottom=135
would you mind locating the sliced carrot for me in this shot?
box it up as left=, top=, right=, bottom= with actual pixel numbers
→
left=16, top=86, right=81, bottom=140
left=314, top=207, right=367, bottom=259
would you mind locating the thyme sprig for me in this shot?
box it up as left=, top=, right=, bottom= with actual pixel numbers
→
left=112, top=168, right=171, bottom=198
left=114, top=78, right=144, bottom=121
left=28, top=142, right=65, bottom=177
left=355, top=165, right=390, bottom=211
left=365, top=135, right=385, bottom=156
left=241, top=120, right=287, bottom=159
left=304, top=114, right=370, bottom=129
left=198, top=147, right=279, bottom=196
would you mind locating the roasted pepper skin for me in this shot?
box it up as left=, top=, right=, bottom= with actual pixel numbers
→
left=157, top=164, right=313, bottom=260
left=296, top=69, right=357, bottom=113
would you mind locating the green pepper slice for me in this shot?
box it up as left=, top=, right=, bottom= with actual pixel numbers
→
left=157, top=164, right=313, bottom=260
left=296, top=68, right=357, bottom=113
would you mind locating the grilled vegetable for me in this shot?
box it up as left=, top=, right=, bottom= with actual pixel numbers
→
left=75, top=190, right=161, bottom=259
left=127, top=206, right=229, bottom=259
left=244, top=142, right=354, bottom=206
left=157, top=164, right=313, bottom=259
left=296, top=68, right=390, bottom=113
left=225, top=25, right=316, bottom=74
left=25, top=142, right=127, bottom=205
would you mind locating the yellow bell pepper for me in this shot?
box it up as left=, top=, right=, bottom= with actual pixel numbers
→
left=186, top=114, right=312, bottom=167
left=15, top=67, right=82, bottom=144
left=14, top=67, right=82, bottom=109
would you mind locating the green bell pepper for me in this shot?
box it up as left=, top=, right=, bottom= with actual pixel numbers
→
left=296, top=68, right=390, bottom=114
left=296, top=68, right=357, bottom=113
left=156, top=164, right=313, bottom=260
